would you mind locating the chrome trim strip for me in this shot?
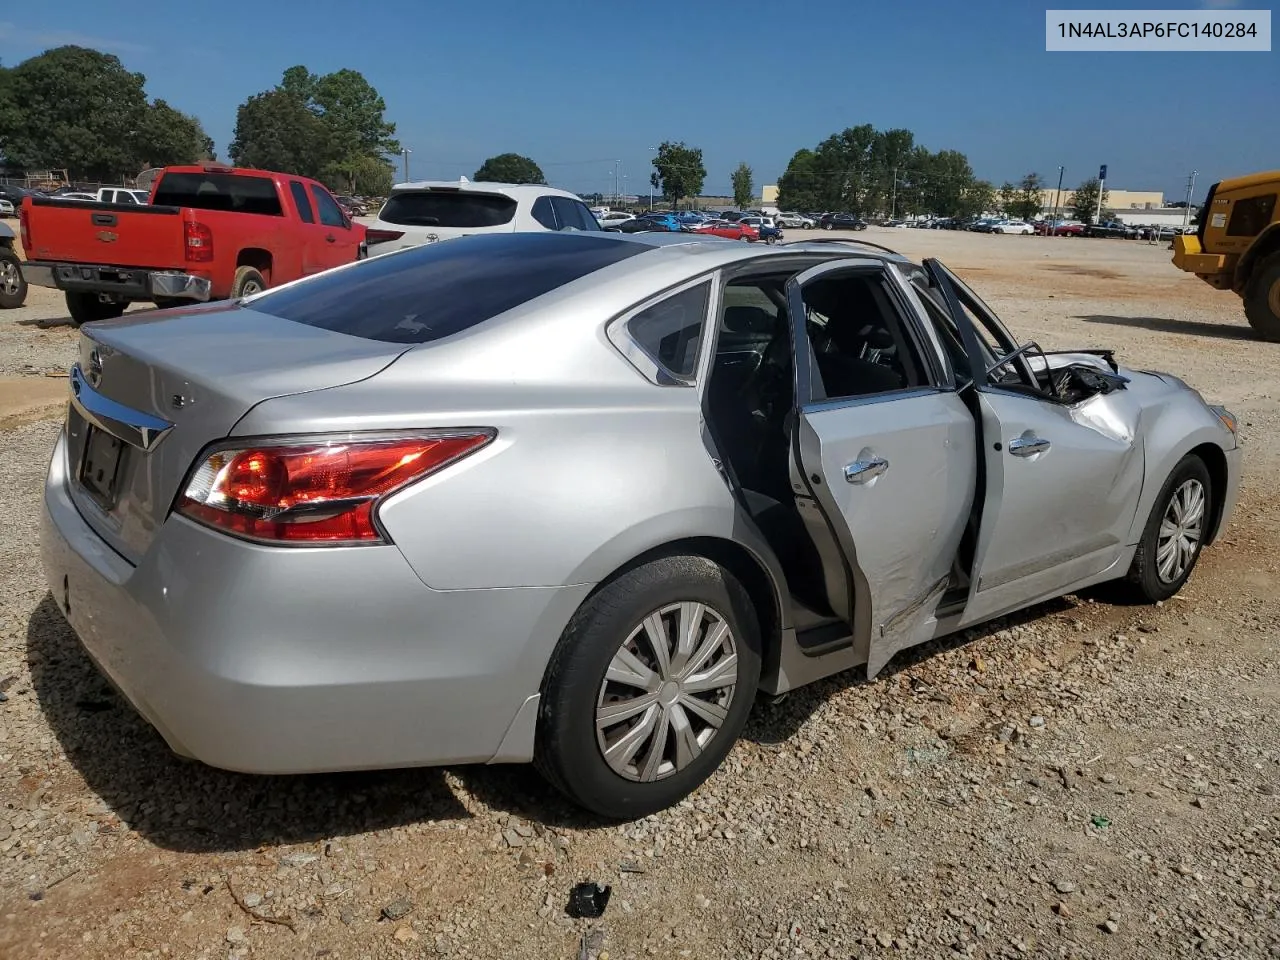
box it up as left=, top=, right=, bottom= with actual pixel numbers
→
left=69, top=364, right=174, bottom=451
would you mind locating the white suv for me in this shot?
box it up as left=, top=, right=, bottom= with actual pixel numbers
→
left=366, top=179, right=602, bottom=254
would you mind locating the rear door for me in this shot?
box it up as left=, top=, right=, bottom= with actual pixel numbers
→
left=785, top=260, right=977, bottom=677
left=922, top=260, right=1144, bottom=625
left=309, top=185, right=361, bottom=268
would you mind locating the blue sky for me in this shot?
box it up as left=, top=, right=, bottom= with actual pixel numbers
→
left=1, top=0, right=1274, bottom=201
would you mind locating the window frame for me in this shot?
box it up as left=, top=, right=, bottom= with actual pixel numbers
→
left=606, top=275, right=717, bottom=386
left=310, top=184, right=349, bottom=228
left=290, top=180, right=316, bottom=224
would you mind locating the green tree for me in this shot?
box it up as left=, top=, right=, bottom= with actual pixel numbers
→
left=776, top=148, right=821, bottom=211
left=997, top=181, right=1019, bottom=215
left=1009, top=172, right=1046, bottom=221
left=230, top=66, right=398, bottom=183
left=650, top=141, right=706, bottom=210
left=229, top=90, right=332, bottom=178
left=959, top=180, right=996, bottom=219
left=730, top=162, right=754, bottom=208
left=1070, top=177, right=1109, bottom=225
left=135, top=99, right=214, bottom=167
left=473, top=153, right=545, bottom=184
left=0, top=46, right=149, bottom=180
left=324, top=154, right=394, bottom=195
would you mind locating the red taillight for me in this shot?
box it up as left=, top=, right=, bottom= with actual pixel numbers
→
left=184, top=221, right=213, bottom=262
left=19, top=202, right=31, bottom=250
left=175, top=433, right=494, bottom=545
left=365, top=228, right=405, bottom=245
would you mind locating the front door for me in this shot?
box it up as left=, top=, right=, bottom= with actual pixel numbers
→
left=785, top=261, right=977, bottom=677
left=310, top=185, right=361, bottom=269
left=922, top=260, right=1145, bottom=625
left=288, top=180, right=327, bottom=276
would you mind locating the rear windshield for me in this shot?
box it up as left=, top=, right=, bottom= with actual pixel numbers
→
left=379, top=190, right=517, bottom=227
left=152, top=172, right=283, bottom=216
left=249, top=233, right=646, bottom=344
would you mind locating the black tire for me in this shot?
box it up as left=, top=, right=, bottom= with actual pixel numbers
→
left=823, top=222, right=833, bottom=231
left=65, top=291, right=125, bottom=326
left=535, top=555, right=762, bottom=819
left=1243, top=251, right=1280, bottom=343
left=0, top=247, right=27, bottom=309
left=231, top=266, right=267, bottom=299
left=1125, top=454, right=1212, bottom=602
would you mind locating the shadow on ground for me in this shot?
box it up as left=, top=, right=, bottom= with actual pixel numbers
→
left=16, top=316, right=75, bottom=329
left=1075, top=314, right=1255, bottom=341
left=29, top=588, right=1085, bottom=848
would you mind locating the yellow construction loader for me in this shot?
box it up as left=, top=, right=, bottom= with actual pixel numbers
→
left=1172, top=171, right=1280, bottom=340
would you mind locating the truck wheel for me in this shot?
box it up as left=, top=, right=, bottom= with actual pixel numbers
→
left=0, top=248, right=27, bottom=309
left=1244, top=252, right=1280, bottom=342
left=231, top=266, right=267, bottom=299
left=65, top=292, right=125, bottom=326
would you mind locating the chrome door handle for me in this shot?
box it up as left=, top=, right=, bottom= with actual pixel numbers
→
left=844, top=456, right=889, bottom=484
left=1008, top=436, right=1050, bottom=457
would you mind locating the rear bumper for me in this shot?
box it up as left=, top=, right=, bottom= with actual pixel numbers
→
left=41, top=430, right=587, bottom=773
left=23, top=260, right=212, bottom=302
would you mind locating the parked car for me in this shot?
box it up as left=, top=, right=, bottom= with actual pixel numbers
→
left=95, top=187, right=150, bottom=205
left=365, top=179, right=601, bottom=254
left=20, top=163, right=367, bottom=323
left=992, top=220, right=1034, bottom=235
left=775, top=212, right=815, bottom=229
left=0, top=220, right=27, bottom=308
left=334, top=195, right=368, bottom=217
left=598, top=211, right=636, bottom=229
left=1049, top=221, right=1086, bottom=236
left=0, top=199, right=13, bottom=219
left=1087, top=220, right=1138, bottom=239
left=40, top=231, right=1241, bottom=818
left=693, top=219, right=760, bottom=241
left=818, top=213, right=867, bottom=231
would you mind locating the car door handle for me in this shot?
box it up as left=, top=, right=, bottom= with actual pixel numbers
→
left=325, top=234, right=336, bottom=243
left=1008, top=436, right=1051, bottom=457
left=844, top=456, right=889, bottom=484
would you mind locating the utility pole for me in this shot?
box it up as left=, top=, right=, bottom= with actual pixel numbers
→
left=890, top=167, right=897, bottom=221
left=1182, top=170, right=1198, bottom=229
left=1095, top=164, right=1107, bottom=224
left=613, top=159, right=621, bottom=207
left=402, top=148, right=412, bottom=183
left=648, top=146, right=656, bottom=211
left=1052, top=165, right=1064, bottom=230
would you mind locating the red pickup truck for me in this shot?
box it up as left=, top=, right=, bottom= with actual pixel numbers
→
left=20, top=164, right=367, bottom=324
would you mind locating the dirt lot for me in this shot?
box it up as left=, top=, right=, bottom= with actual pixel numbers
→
left=0, top=229, right=1276, bottom=960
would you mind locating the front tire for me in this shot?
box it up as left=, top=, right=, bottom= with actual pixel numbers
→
left=65, top=291, right=125, bottom=325
left=1243, top=252, right=1280, bottom=342
left=0, top=247, right=27, bottom=308
left=535, top=555, right=762, bottom=819
left=1125, top=454, right=1212, bottom=602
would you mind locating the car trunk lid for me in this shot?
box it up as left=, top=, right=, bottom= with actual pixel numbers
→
left=64, top=302, right=409, bottom=564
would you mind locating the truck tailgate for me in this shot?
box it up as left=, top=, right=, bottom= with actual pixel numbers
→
left=24, top=197, right=186, bottom=268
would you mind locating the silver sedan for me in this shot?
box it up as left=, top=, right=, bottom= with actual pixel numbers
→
left=42, top=231, right=1241, bottom=817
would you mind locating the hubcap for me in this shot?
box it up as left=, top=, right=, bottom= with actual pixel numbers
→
left=241, top=281, right=261, bottom=296
left=595, top=602, right=738, bottom=782
left=1156, top=478, right=1204, bottom=583
left=0, top=261, right=19, bottom=296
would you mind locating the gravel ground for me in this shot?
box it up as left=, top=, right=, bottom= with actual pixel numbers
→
left=0, top=229, right=1277, bottom=960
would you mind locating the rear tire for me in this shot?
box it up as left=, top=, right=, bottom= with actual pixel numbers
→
left=1243, top=252, right=1280, bottom=343
left=1124, top=454, right=1212, bottom=602
left=65, top=291, right=125, bottom=326
left=0, top=247, right=27, bottom=309
left=231, top=266, right=267, bottom=299
left=535, top=555, right=761, bottom=819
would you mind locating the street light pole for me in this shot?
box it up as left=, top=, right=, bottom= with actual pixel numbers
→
left=1182, top=170, right=1198, bottom=229
left=402, top=148, right=412, bottom=182
left=647, top=146, right=656, bottom=211
left=1052, top=165, right=1064, bottom=230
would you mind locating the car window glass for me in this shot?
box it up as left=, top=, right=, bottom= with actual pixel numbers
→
left=380, top=191, right=517, bottom=227
left=310, top=185, right=347, bottom=227
left=574, top=201, right=601, bottom=230
left=290, top=181, right=315, bottom=223
left=532, top=196, right=558, bottom=230
left=627, top=282, right=710, bottom=380
left=153, top=172, right=283, bottom=215
left=1226, top=194, right=1276, bottom=238
left=550, top=196, right=593, bottom=231
left=253, top=233, right=646, bottom=344
left=800, top=272, right=924, bottom=401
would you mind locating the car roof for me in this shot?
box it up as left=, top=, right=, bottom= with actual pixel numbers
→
left=587, top=230, right=913, bottom=268
left=389, top=179, right=584, bottom=200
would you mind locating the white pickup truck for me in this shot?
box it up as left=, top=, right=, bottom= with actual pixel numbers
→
left=96, top=187, right=150, bottom=205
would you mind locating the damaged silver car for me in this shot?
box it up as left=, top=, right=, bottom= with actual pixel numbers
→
left=42, top=232, right=1241, bottom=819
